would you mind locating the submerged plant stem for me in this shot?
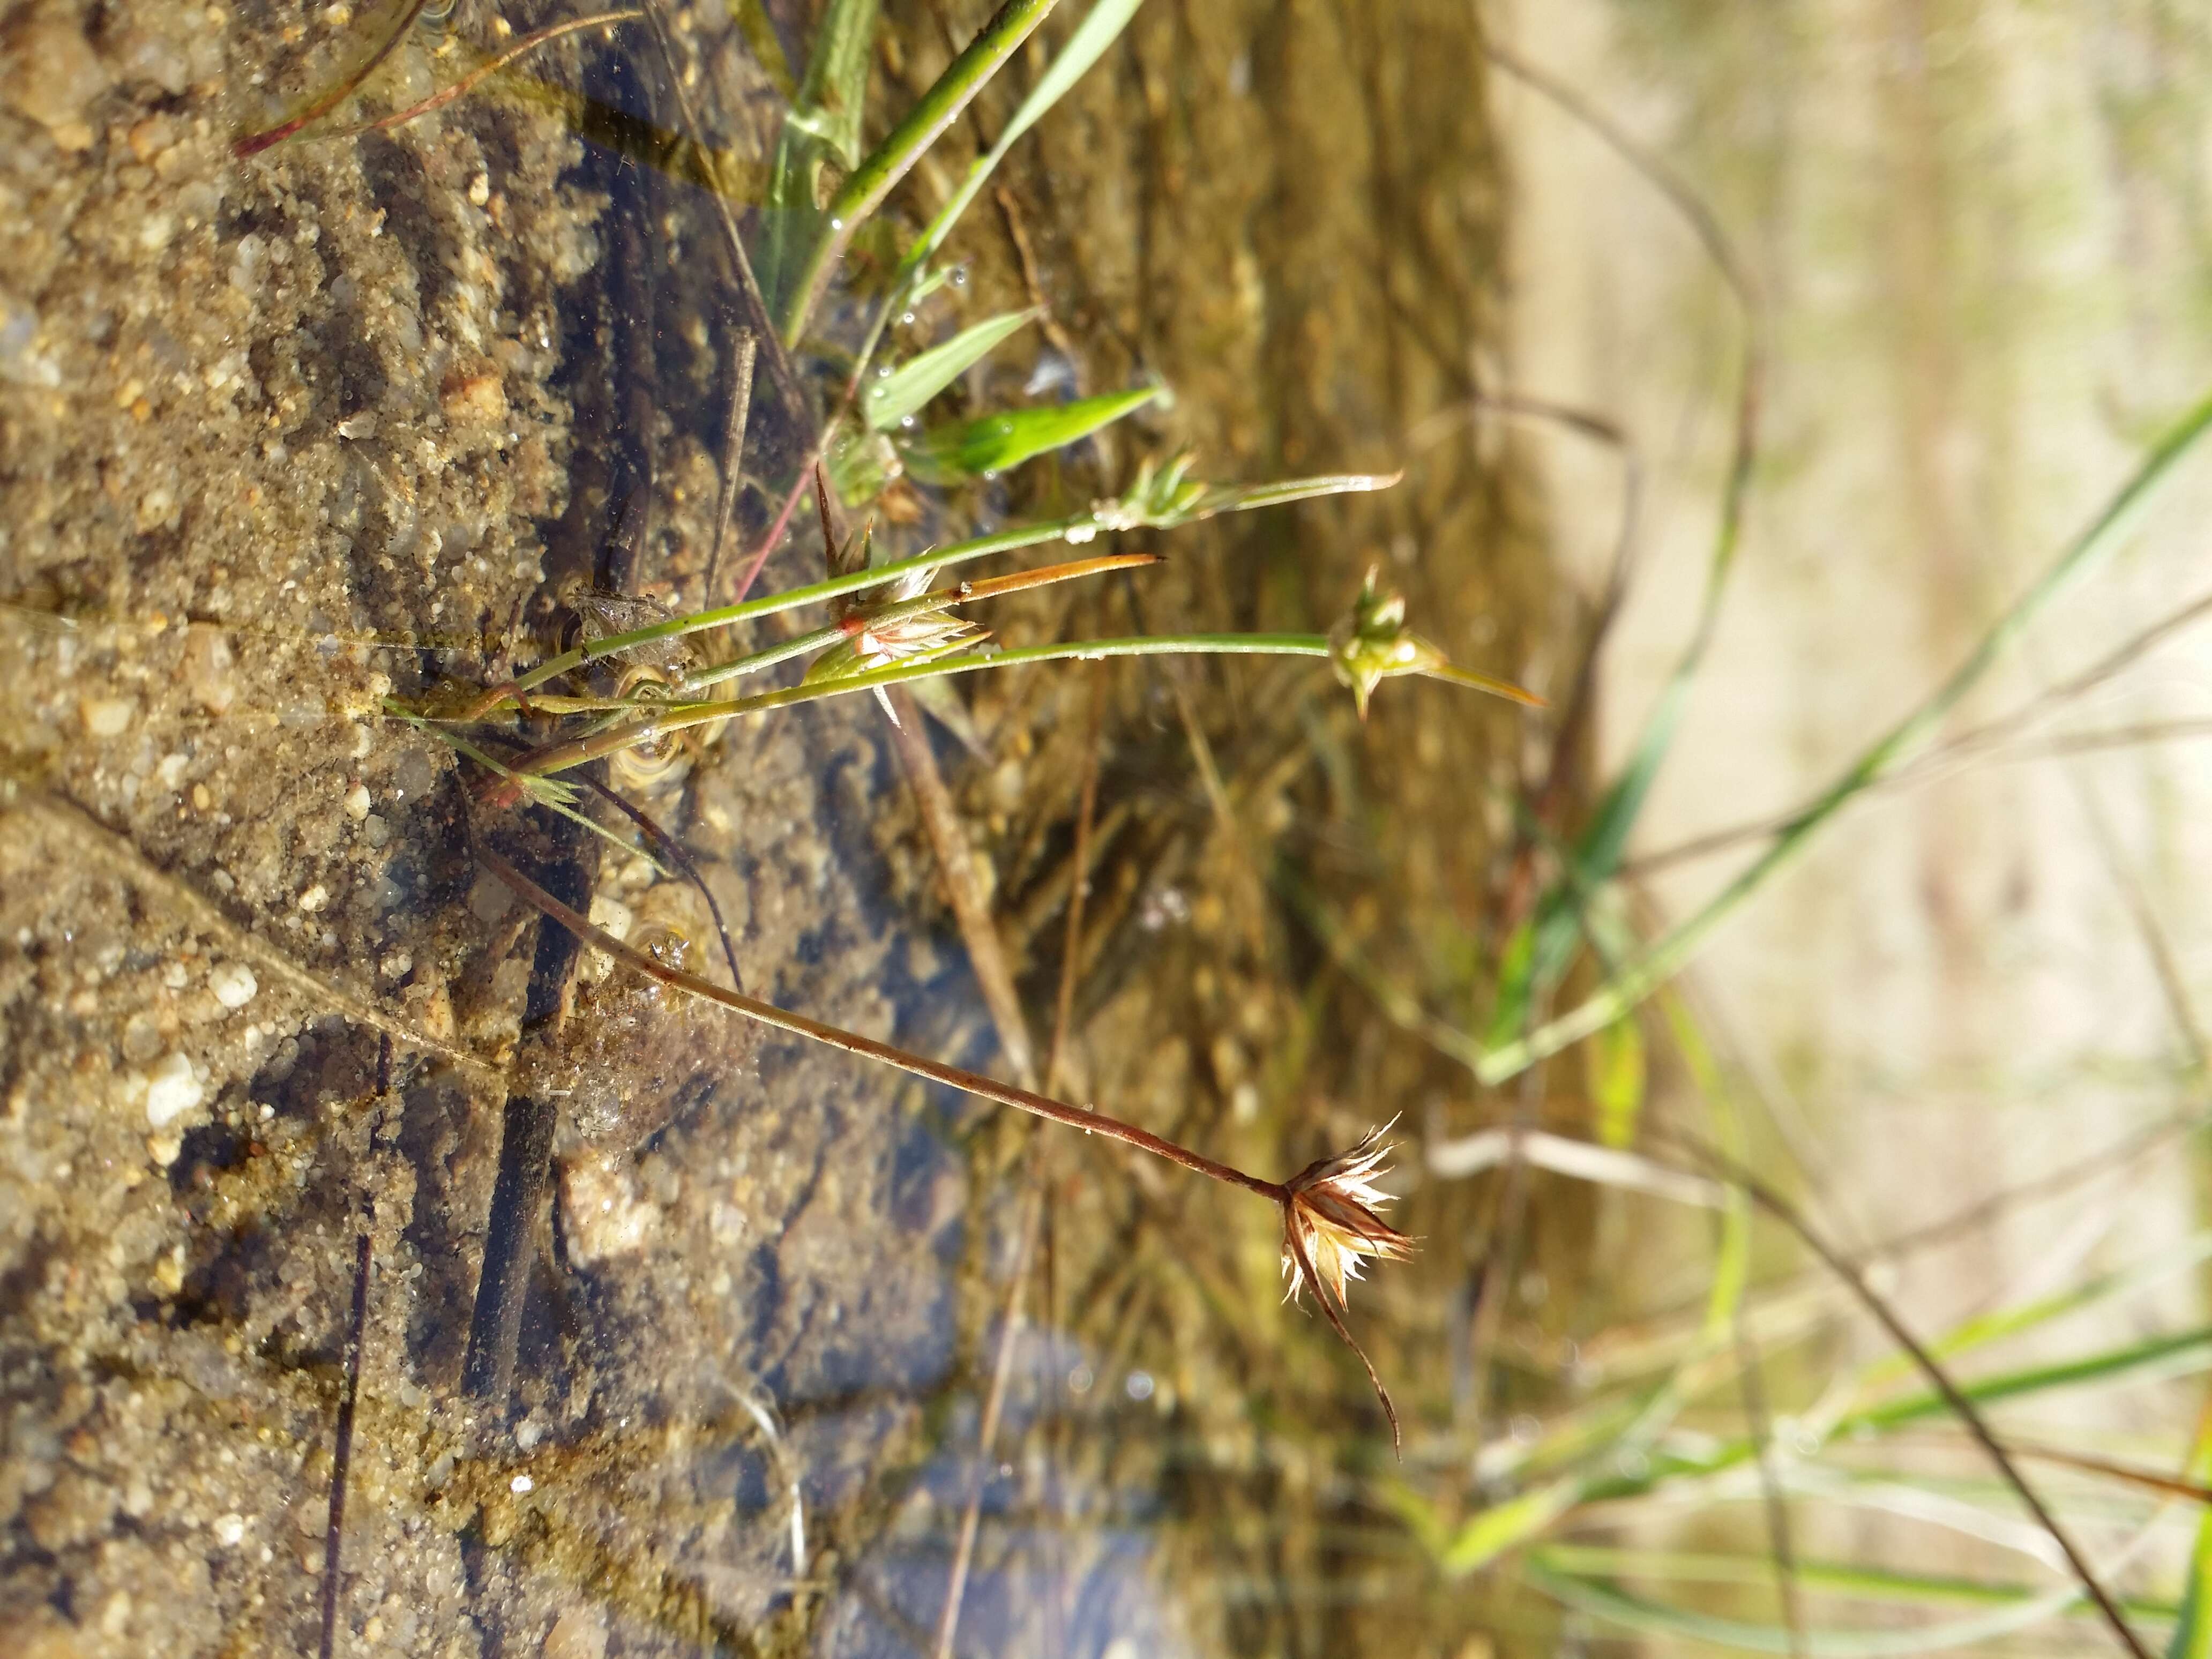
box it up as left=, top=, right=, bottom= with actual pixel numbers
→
left=472, top=841, right=1283, bottom=1201
left=507, top=634, right=1334, bottom=779
left=332, top=10, right=644, bottom=140
left=234, top=0, right=434, bottom=156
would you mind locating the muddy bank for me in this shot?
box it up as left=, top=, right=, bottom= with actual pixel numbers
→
left=1, top=0, right=1551, bottom=1653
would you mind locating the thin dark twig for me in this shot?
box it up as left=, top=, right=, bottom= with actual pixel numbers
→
left=1483, top=42, right=1757, bottom=308
left=700, top=328, right=759, bottom=608
left=2067, top=767, right=2211, bottom=1072
left=1654, top=1127, right=2151, bottom=1659
left=1049, top=670, right=1109, bottom=1094
left=1479, top=42, right=1762, bottom=631
left=1871, top=1108, right=2206, bottom=1263
left=1465, top=393, right=1641, bottom=825
left=573, top=772, right=745, bottom=993
left=318, top=1231, right=373, bottom=1659
left=932, top=1184, right=1042, bottom=1659
left=932, top=671, right=1106, bottom=1659
left=884, top=684, right=1041, bottom=1088
left=234, top=0, right=435, bottom=156
left=1461, top=1066, right=1541, bottom=1448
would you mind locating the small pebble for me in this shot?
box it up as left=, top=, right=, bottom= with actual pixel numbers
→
left=510, top=1474, right=533, bottom=1494
left=213, top=1513, right=245, bottom=1546
left=208, top=962, right=257, bottom=1010
left=143, top=1052, right=204, bottom=1129
left=543, top=1606, right=608, bottom=1659
left=80, top=696, right=136, bottom=737
left=344, top=783, right=371, bottom=820
left=296, top=883, right=328, bottom=913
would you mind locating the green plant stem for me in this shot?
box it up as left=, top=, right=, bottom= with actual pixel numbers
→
left=780, top=0, right=1060, bottom=346
left=504, top=515, right=1097, bottom=698
left=471, top=840, right=1282, bottom=1201
left=482, top=469, right=1395, bottom=707
left=510, top=634, right=1331, bottom=778
left=1479, top=384, right=2212, bottom=1086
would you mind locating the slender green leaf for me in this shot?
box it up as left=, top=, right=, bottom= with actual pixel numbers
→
left=1526, top=1555, right=2121, bottom=1657
left=2166, top=1396, right=2212, bottom=1658
left=759, top=0, right=881, bottom=315
left=782, top=0, right=1058, bottom=342
left=863, top=308, right=1038, bottom=431
left=1536, top=1545, right=2180, bottom=1620
left=1845, top=1325, right=2212, bottom=1436
left=1437, top=1477, right=1586, bottom=1576
left=1587, top=1014, right=1646, bottom=1149
left=1480, top=383, right=2212, bottom=1085
left=903, top=384, right=1163, bottom=484
left=902, top=0, right=1148, bottom=279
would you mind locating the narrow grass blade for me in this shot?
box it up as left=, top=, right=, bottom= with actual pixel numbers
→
left=2166, top=1397, right=2212, bottom=1658
left=759, top=0, right=880, bottom=313
left=903, top=384, right=1164, bottom=484
left=1526, top=1555, right=2133, bottom=1657
left=1479, top=383, right=2212, bottom=1086
left=782, top=0, right=1059, bottom=343
left=902, top=0, right=1148, bottom=280
left=1845, top=1327, right=2212, bottom=1438
left=1536, top=1545, right=2181, bottom=1620
left=1188, top=471, right=1402, bottom=516
left=863, top=309, right=1039, bottom=431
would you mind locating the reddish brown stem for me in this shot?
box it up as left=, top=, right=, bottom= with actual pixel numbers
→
left=234, top=0, right=434, bottom=158
left=334, top=9, right=645, bottom=140
left=472, top=840, right=1284, bottom=1202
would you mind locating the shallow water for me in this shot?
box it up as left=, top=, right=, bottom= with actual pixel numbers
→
left=16, top=1, right=2208, bottom=1654
left=1, top=1, right=1560, bottom=1655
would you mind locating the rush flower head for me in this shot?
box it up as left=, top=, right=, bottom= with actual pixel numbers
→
left=1279, top=1122, right=1414, bottom=1309
left=807, top=565, right=989, bottom=685
left=1327, top=568, right=1447, bottom=720
left=1277, top=1120, right=1414, bottom=1454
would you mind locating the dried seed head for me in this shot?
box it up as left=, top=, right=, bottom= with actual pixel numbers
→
left=1280, top=1122, right=1414, bottom=1309
left=1277, top=1121, right=1413, bottom=1455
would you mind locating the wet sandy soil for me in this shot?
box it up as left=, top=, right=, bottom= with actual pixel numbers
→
left=1, top=1, right=1555, bottom=1654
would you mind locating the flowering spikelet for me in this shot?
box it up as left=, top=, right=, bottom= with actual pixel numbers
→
left=1277, top=1122, right=1414, bottom=1452
left=805, top=566, right=988, bottom=684
left=1280, top=1123, right=1414, bottom=1308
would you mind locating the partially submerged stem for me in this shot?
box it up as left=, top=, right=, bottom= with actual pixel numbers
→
left=505, top=634, right=1333, bottom=778
left=472, top=840, right=1282, bottom=1200
left=331, top=10, right=645, bottom=140
left=234, top=0, right=434, bottom=156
